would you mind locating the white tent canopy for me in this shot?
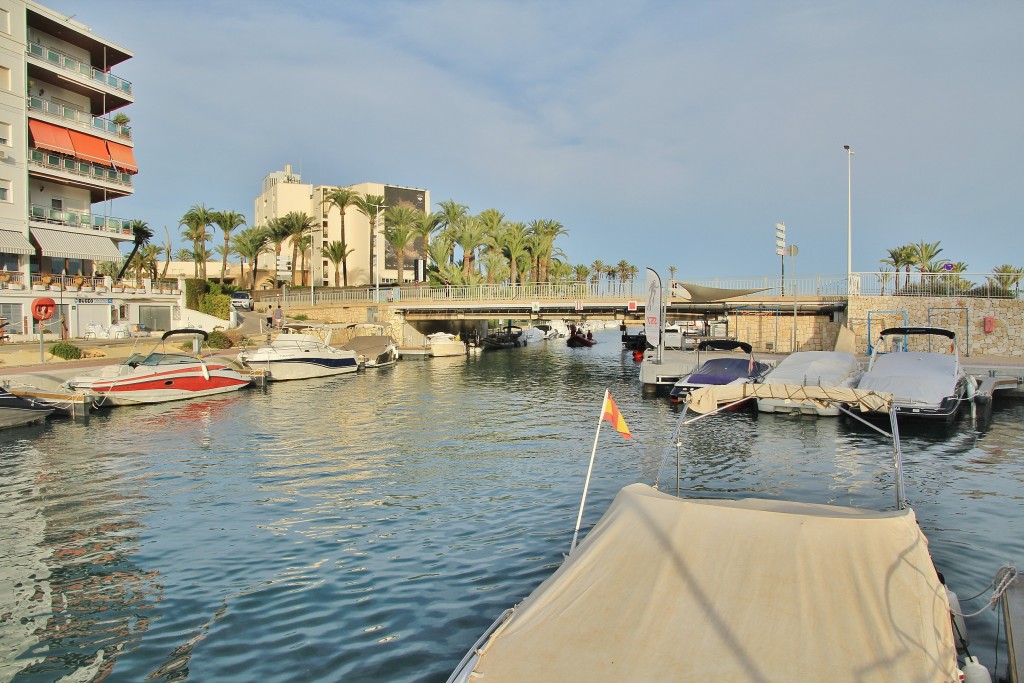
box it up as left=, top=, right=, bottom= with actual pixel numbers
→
left=466, top=483, right=956, bottom=682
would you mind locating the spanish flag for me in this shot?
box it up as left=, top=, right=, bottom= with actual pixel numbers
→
left=601, top=392, right=632, bottom=440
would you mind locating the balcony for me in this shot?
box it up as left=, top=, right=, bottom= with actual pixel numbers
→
left=28, top=204, right=132, bottom=237
left=27, top=41, right=132, bottom=97
left=29, top=149, right=133, bottom=191
left=28, top=96, right=131, bottom=140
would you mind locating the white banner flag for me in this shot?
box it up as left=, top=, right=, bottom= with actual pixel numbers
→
left=644, top=268, right=662, bottom=349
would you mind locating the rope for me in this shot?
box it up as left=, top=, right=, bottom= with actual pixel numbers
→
left=954, top=563, right=1018, bottom=619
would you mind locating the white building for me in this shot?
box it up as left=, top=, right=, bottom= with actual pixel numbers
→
left=254, top=165, right=430, bottom=287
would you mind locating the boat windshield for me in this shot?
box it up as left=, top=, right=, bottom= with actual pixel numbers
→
left=136, top=353, right=201, bottom=367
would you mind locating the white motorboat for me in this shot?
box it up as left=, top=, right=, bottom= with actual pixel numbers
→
left=237, top=324, right=359, bottom=381
left=426, top=332, right=467, bottom=357
left=757, top=351, right=863, bottom=416
left=533, top=321, right=569, bottom=340
left=447, top=385, right=991, bottom=683
left=0, top=387, right=54, bottom=428
left=66, top=329, right=251, bottom=406
left=856, top=326, right=973, bottom=422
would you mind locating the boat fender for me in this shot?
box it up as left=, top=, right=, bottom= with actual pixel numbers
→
left=200, top=360, right=210, bottom=382
left=946, top=586, right=969, bottom=651
left=632, top=350, right=644, bottom=362
left=962, top=656, right=992, bottom=683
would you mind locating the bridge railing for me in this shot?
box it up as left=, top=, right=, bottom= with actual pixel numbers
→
left=274, top=273, right=1020, bottom=308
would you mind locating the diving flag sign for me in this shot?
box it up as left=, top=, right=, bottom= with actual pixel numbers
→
left=644, top=268, right=662, bottom=349
left=601, top=392, right=632, bottom=440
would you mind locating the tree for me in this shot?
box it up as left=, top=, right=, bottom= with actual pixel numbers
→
left=668, top=265, right=678, bottom=281
left=589, top=260, right=606, bottom=286
left=280, top=212, right=316, bottom=285
left=353, top=194, right=387, bottom=287
left=117, top=220, right=153, bottom=281
left=161, top=226, right=173, bottom=280
left=882, top=245, right=915, bottom=290
left=323, top=240, right=355, bottom=287
left=323, top=188, right=360, bottom=286
left=909, top=240, right=943, bottom=273
left=453, top=216, right=487, bottom=279
left=492, top=221, right=530, bottom=286
left=529, top=218, right=568, bottom=282
left=436, top=200, right=470, bottom=266
left=298, top=233, right=312, bottom=286
left=181, top=204, right=215, bottom=279
left=212, top=210, right=246, bottom=282
left=989, top=264, right=1024, bottom=296
left=572, top=264, right=590, bottom=282
left=234, top=225, right=271, bottom=288
left=383, top=205, right=419, bottom=284
left=265, top=217, right=292, bottom=284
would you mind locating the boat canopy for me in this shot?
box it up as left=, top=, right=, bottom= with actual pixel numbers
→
left=467, top=483, right=955, bottom=682
left=697, top=339, right=752, bottom=353
left=858, top=353, right=960, bottom=405
left=762, top=351, right=860, bottom=386
left=880, top=326, right=956, bottom=340
left=161, top=328, right=208, bottom=341
left=686, top=383, right=893, bottom=414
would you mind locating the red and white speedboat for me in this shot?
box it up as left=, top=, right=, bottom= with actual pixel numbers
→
left=65, top=329, right=251, bottom=406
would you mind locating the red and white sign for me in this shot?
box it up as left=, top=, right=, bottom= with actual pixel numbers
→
left=627, top=300, right=637, bottom=312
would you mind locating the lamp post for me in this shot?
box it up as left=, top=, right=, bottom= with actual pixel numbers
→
left=844, top=145, right=854, bottom=285
left=371, top=204, right=385, bottom=303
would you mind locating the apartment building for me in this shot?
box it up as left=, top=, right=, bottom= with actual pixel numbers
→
left=0, top=0, right=138, bottom=335
left=254, top=165, right=430, bottom=287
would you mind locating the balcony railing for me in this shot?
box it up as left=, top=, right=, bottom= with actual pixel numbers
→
left=28, top=204, right=132, bottom=236
left=27, top=41, right=132, bottom=96
left=29, top=149, right=133, bottom=188
left=28, top=96, right=131, bottom=139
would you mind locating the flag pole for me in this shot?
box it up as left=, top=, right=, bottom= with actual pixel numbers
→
left=570, top=389, right=608, bottom=555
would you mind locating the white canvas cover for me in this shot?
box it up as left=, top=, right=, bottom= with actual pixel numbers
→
left=468, top=484, right=956, bottom=683
left=763, top=351, right=860, bottom=388
left=686, top=383, right=892, bottom=414
left=858, top=353, right=960, bottom=407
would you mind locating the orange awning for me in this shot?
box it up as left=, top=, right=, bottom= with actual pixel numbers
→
left=28, top=120, right=75, bottom=156
left=107, top=141, right=138, bottom=174
left=68, top=130, right=113, bottom=167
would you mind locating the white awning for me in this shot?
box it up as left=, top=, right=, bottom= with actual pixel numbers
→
left=31, top=227, right=124, bottom=262
left=0, top=229, right=35, bottom=255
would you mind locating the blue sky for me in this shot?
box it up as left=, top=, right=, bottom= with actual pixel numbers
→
left=49, top=1, right=1024, bottom=280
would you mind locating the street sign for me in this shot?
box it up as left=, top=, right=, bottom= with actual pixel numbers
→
left=776, top=248, right=785, bottom=256
left=775, top=222, right=786, bottom=239
left=627, top=300, right=638, bottom=312
left=575, top=300, right=584, bottom=311
left=943, top=262, right=954, bottom=272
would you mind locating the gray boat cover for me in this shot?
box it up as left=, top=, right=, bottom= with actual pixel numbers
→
left=858, top=353, right=960, bottom=407
left=468, top=484, right=956, bottom=682
left=762, top=351, right=861, bottom=387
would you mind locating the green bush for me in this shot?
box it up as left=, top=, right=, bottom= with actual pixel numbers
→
left=207, top=330, right=233, bottom=349
left=198, top=292, right=231, bottom=320
left=49, top=340, right=83, bottom=360
left=184, top=278, right=209, bottom=309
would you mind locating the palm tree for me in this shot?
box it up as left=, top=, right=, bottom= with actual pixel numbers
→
left=668, top=265, right=678, bottom=281
left=589, top=260, right=606, bottom=288
left=265, top=217, right=292, bottom=283
left=298, top=233, right=312, bottom=285
left=234, top=225, right=270, bottom=288
left=453, top=216, right=488, bottom=279
left=212, top=210, right=246, bottom=282
left=436, top=200, right=470, bottom=266
left=280, top=212, right=316, bottom=286
left=383, top=205, right=419, bottom=284
left=353, top=194, right=387, bottom=287
left=323, top=188, right=360, bottom=286
left=161, top=226, right=173, bottom=279
left=117, top=220, right=153, bottom=281
left=181, top=204, right=215, bottom=279
left=323, top=240, right=354, bottom=287
left=529, top=219, right=568, bottom=282
left=492, top=221, right=530, bottom=286
left=989, top=264, right=1024, bottom=297
left=480, top=249, right=509, bottom=284
left=882, top=245, right=916, bottom=290
left=910, top=240, right=943, bottom=273
left=136, top=244, right=161, bottom=282
left=572, top=264, right=589, bottom=282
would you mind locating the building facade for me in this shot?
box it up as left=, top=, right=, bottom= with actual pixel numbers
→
left=254, top=165, right=430, bottom=288
left=0, top=0, right=138, bottom=336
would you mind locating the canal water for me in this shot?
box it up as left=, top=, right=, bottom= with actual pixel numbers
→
left=2, top=329, right=1023, bottom=682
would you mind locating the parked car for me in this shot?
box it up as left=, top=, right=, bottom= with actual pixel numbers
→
left=230, top=291, right=253, bottom=311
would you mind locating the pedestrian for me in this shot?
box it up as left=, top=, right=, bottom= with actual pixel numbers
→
left=273, top=304, right=283, bottom=329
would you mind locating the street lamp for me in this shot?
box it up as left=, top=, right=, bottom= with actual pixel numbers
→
left=844, top=145, right=854, bottom=284
left=370, top=204, right=385, bottom=303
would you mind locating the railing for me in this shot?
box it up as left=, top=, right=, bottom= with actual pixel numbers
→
left=28, top=42, right=132, bottom=95
left=271, top=273, right=1021, bottom=308
left=0, top=271, right=25, bottom=288
left=29, top=149, right=133, bottom=188
left=28, top=203, right=132, bottom=235
left=28, top=96, right=131, bottom=139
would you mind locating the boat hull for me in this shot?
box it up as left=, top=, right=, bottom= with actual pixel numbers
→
left=241, top=355, right=359, bottom=381
left=70, top=365, right=251, bottom=405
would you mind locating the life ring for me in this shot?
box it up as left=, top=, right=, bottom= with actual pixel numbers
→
left=31, top=297, right=57, bottom=321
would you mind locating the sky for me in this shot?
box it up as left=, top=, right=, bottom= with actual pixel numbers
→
left=47, top=0, right=1024, bottom=281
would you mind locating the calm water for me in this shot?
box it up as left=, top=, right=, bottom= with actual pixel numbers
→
left=2, top=330, right=1023, bottom=682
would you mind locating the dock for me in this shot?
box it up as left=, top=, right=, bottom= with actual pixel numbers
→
left=1, top=372, right=93, bottom=418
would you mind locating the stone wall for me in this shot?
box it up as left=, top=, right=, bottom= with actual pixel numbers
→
left=730, top=312, right=839, bottom=354
left=846, top=296, right=1024, bottom=357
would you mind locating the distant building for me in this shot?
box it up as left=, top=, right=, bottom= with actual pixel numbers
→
left=253, top=164, right=430, bottom=287
left=0, top=0, right=138, bottom=331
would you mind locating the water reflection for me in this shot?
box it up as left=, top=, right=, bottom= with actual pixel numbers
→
left=1, top=332, right=1022, bottom=681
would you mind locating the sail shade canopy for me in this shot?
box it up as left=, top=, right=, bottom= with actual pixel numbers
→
left=31, top=227, right=123, bottom=262
left=28, top=120, right=75, bottom=156
left=467, top=483, right=955, bottom=683
left=68, top=130, right=113, bottom=167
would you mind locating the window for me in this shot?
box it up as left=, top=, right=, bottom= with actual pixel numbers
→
left=51, top=198, right=63, bottom=211
left=0, top=10, right=9, bottom=35
left=0, top=121, right=9, bottom=146
left=0, top=179, right=10, bottom=203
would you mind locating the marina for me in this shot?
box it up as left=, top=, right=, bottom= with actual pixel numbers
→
left=2, top=329, right=1024, bottom=681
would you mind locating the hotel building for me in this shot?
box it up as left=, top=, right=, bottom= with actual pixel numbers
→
left=254, top=165, right=430, bottom=288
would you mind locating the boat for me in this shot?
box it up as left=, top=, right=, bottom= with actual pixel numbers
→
left=757, top=351, right=863, bottom=416
left=426, top=332, right=467, bottom=357
left=566, top=330, right=596, bottom=348
left=662, top=322, right=700, bottom=350
left=338, top=323, right=399, bottom=367
left=447, top=385, right=989, bottom=683
left=856, top=326, right=974, bottom=422
left=65, top=329, right=251, bottom=406
left=532, top=321, right=569, bottom=340
left=237, top=324, right=359, bottom=381
left=0, top=386, right=54, bottom=428
left=363, top=340, right=399, bottom=368
left=480, top=324, right=524, bottom=350
left=668, top=340, right=769, bottom=403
